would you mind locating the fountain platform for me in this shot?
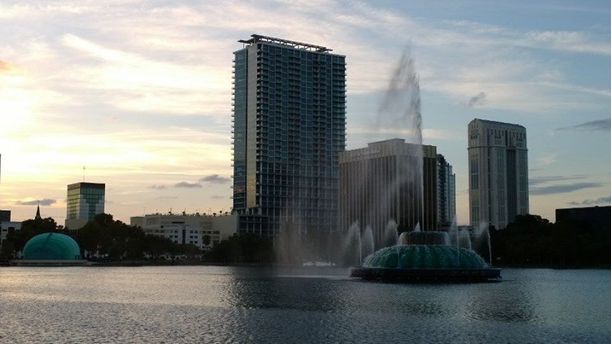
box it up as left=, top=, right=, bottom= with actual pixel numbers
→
left=350, top=232, right=501, bottom=283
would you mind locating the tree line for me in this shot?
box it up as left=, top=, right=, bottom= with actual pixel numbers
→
left=491, top=214, right=610, bottom=268
left=0, top=213, right=274, bottom=263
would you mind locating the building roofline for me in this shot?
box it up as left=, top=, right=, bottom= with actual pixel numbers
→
left=238, top=34, right=332, bottom=53
left=67, top=182, right=105, bottom=189
left=470, top=118, right=526, bottom=129
left=366, top=138, right=435, bottom=149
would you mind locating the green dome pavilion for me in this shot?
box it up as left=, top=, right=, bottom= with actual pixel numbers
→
left=22, top=233, right=81, bottom=260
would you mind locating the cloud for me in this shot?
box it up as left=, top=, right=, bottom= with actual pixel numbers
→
left=148, top=184, right=167, bottom=190
left=155, top=196, right=178, bottom=200
left=200, top=174, right=230, bottom=184
left=174, top=181, right=202, bottom=188
left=525, top=31, right=610, bottom=55
left=466, top=92, right=486, bottom=107
left=556, top=118, right=610, bottom=132
left=0, top=0, right=608, bottom=224
left=534, top=153, right=557, bottom=167
left=568, top=196, right=611, bottom=206
left=0, top=60, right=15, bottom=73
left=529, top=175, right=586, bottom=186
left=16, top=198, right=56, bottom=206
left=530, top=182, right=602, bottom=195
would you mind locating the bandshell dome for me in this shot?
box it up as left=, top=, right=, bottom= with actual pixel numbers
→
left=22, top=232, right=81, bottom=260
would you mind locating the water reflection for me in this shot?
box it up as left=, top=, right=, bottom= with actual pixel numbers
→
left=0, top=267, right=608, bottom=343
left=465, top=280, right=537, bottom=323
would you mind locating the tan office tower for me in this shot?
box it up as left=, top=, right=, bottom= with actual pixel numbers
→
left=468, top=119, right=528, bottom=229
left=338, top=139, right=438, bottom=248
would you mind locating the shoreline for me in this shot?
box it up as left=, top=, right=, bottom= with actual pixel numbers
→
left=1, top=259, right=608, bottom=270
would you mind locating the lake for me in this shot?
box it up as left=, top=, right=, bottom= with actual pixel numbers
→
left=0, top=266, right=609, bottom=343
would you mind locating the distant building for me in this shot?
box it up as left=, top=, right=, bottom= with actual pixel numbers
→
left=231, top=34, right=346, bottom=240
left=0, top=210, right=10, bottom=223
left=436, top=154, right=456, bottom=227
left=556, top=206, right=611, bottom=231
left=338, top=139, right=438, bottom=247
left=0, top=221, right=21, bottom=247
left=130, top=213, right=238, bottom=250
left=65, top=182, right=105, bottom=230
left=468, top=119, right=528, bottom=229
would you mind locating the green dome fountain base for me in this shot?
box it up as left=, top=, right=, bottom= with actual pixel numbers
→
left=350, top=243, right=501, bottom=283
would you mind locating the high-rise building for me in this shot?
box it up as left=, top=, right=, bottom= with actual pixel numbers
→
left=65, top=182, right=105, bottom=230
left=231, top=34, right=346, bottom=239
left=338, top=139, right=438, bottom=247
left=468, top=119, right=528, bottom=229
left=436, top=154, right=456, bottom=227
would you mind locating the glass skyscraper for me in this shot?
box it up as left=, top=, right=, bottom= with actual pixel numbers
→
left=436, top=154, right=456, bottom=227
left=232, top=35, right=346, bottom=239
left=65, top=182, right=105, bottom=230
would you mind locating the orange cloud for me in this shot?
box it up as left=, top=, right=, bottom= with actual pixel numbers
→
left=0, top=60, right=13, bottom=72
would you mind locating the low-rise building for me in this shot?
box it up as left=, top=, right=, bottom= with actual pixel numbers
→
left=0, top=210, right=11, bottom=223
left=0, top=221, right=21, bottom=246
left=130, top=213, right=238, bottom=250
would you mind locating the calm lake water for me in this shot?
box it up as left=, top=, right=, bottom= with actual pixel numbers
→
left=0, top=266, right=609, bottom=343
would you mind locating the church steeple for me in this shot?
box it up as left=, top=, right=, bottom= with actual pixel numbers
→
left=35, top=203, right=42, bottom=221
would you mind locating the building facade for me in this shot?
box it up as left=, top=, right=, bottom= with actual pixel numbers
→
left=338, top=139, right=438, bottom=248
left=0, top=210, right=10, bottom=223
left=0, top=221, right=21, bottom=248
left=436, top=154, right=456, bottom=227
left=231, top=34, right=346, bottom=240
left=468, top=119, right=528, bottom=229
left=556, top=206, right=610, bottom=231
left=130, top=213, right=238, bottom=250
left=65, top=182, right=105, bottom=230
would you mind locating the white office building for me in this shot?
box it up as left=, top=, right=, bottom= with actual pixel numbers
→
left=130, top=213, right=238, bottom=250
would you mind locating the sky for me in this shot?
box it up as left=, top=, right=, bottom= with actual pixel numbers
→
left=0, top=0, right=609, bottom=225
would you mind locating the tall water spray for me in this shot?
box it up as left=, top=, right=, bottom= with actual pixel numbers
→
left=377, top=48, right=424, bottom=227
left=383, top=220, right=399, bottom=247
left=362, top=226, right=375, bottom=260
left=343, top=222, right=362, bottom=265
left=476, top=221, right=492, bottom=265
left=342, top=48, right=425, bottom=265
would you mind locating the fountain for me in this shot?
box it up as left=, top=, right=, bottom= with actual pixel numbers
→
left=342, top=222, right=362, bottom=265
left=347, top=48, right=500, bottom=282
left=362, top=226, right=375, bottom=260
left=474, top=221, right=493, bottom=265
left=383, top=220, right=399, bottom=247
left=350, top=230, right=500, bottom=282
